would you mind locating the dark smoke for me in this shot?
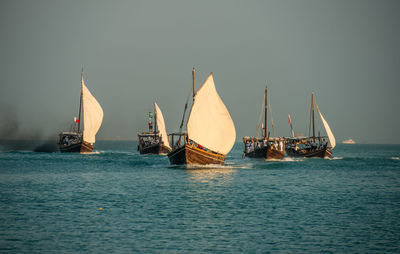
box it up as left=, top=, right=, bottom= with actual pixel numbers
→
left=33, top=138, right=58, bottom=153
left=0, top=105, right=20, bottom=139
left=0, top=138, right=58, bottom=153
left=0, top=104, right=58, bottom=152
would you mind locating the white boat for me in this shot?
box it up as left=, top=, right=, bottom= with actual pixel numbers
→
left=58, top=68, right=104, bottom=153
left=285, top=92, right=336, bottom=158
left=137, top=102, right=172, bottom=155
left=342, top=138, right=355, bottom=144
left=168, top=68, right=236, bottom=165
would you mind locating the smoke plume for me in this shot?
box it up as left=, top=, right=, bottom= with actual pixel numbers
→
left=0, top=104, right=58, bottom=152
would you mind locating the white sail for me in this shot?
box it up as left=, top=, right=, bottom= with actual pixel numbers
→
left=187, top=74, right=236, bottom=155
left=154, top=102, right=171, bottom=149
left=82, top=77, right=103, bottom=144
left=314, top=102, right=336, bottom=149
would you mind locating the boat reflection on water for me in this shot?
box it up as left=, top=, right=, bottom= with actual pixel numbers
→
left=184, top=164, right=236, bottom=185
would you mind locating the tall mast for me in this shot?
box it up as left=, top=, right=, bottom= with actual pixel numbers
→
left=192, top=67, right=196, bottom=100
left=154, top=104, right=157, bottom=139
left=264, top=86, right=268, bottom=139
left=178, top=68, right=193, bottom=135
left=77, top=68, right=83, bottom=133
left=311, top=92, right=315, bottom=141
left=288, top=114, right=295, bottom=137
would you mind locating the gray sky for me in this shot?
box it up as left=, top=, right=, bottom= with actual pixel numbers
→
left=1, top=0, right=399, bottom=143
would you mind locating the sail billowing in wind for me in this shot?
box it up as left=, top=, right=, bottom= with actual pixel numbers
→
left=82, top=77, right=103, bottom=144
left=187, top=74, right=236, bottom=155
left=314, top=102, right=336, bottom=149
left=154, top=102, right=171, bottom=149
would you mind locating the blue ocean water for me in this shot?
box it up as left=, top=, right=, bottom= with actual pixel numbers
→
left=0, top=141, right=399, bottom=253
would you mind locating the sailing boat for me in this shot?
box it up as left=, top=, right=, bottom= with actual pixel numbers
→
left=168, top=68, right=236, bottom=165
left=58, top=69, right=104, bottom=153
left=137, top=102, right=172, bottom=155
left=242, top=87, right=285, bottom=160
left=285, top=93, right=335, bottom=158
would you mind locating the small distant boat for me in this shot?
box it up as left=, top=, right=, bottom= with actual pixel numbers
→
left=285, top=93, right=335, bottom=158
left=342, top=138, right=355, bottom=144
left=137, top=102, right=172, bottom=155
left=168, top=68, right=236, bottom=165
left=59, top=68, right=104, bottom=153
left=242, top=87, right=285, bottom=160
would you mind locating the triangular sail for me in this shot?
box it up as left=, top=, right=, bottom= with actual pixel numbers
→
left=187, top=74, right=236, bottom=155
left=82, top=77, right=103, bottom=144
left=154, top=102, right=171, bottom=149
left=314, top=102, right=336, bottom=149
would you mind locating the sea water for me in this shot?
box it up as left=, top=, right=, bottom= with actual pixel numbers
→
left=0, top=142, right=399, bottom=253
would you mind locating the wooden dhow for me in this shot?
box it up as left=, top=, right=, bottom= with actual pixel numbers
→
left=285, top=93, right=335, bottom=158
left=137, top=102, right=172, bottom=155
left=59, top=68, right=103, bottom=153
left=168, top=68, right=236, bottom=165
left=243, top=87, right=285, bottom=160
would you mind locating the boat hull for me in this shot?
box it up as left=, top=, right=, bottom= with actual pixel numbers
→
left=168, top=144, right=226, bottom=165
left=286, top=147, right=332, bottom=158
left=59, top=141, right=93, bottom=153
left=244, top=146, right=285, bottom=160
left=138, top=143, right=171, bottom=155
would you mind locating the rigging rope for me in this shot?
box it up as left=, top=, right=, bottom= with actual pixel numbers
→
left=268, top=93, right=276, bottom=137
left=308, top=99, right=312, bottom=137
left=177, top=81, right=193, bottom=144
left=256, top=93, right=264, bottom=138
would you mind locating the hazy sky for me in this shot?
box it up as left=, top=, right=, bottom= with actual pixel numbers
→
left=0, top=0, right=399, bottom=143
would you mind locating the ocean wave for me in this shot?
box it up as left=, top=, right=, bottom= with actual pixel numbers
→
left=329, top=156, right=343, bottom=160
left=95, top=150, right=136, bottom=154
left=179, top=164, right=234, bottom=170
left=281, top=157, right=304, bottom=162
left=81, top=151, right=101, bottom=155
left=229, top=163, right=254, bottom=169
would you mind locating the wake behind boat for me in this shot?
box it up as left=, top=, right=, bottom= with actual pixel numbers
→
left=242, top=87, right=285, bottom=160
left=168, top=68, right=236, bottom=165
left=137, top=102, right=172, bottom=155
left=58, top=68, right=103, bottom=153
left=285, top=93, right=335, bottom=158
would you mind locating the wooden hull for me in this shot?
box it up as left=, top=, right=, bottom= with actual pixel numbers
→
left=138, top=142, right=171, bottom=155
left=286, top=147, right=332, bottom=158
left=168, top=144, right=226, bottom=165
left=59, top=141, right=93, bottom=153
left=244, top=146, right=285, bottom=160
